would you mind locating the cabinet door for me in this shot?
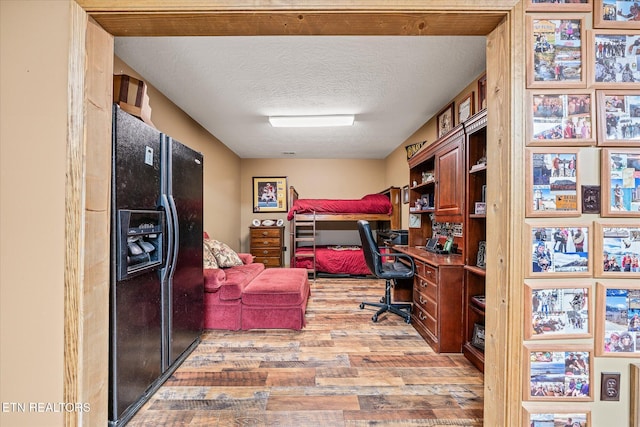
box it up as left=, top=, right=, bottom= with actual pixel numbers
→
left=435, top=140, right=464, bottom=218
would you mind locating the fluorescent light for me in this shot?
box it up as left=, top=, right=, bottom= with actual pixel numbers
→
left=268, top=114, right=354, bottom=127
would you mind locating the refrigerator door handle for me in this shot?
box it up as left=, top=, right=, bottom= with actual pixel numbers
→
left=159, top=194, right=174, bottom=285
left=167, top=194, right=180, bottom=278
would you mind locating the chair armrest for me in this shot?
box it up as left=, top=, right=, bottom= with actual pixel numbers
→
left=379, top=251, right=415, bottom=271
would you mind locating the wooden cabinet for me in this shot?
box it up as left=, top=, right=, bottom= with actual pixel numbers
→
left=395, top=247, right=464, bottom=353
left=249, top=226, right=285, bottom=268
left=407, top=125, right=465, bottom=248
left=462, top=110, right=487, bottom=372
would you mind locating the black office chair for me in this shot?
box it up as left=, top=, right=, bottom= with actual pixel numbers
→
left=357, top=220, right=414, bottom=323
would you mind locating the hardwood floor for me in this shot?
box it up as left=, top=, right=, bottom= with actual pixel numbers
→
left=129, top=278, right=484, bottom=426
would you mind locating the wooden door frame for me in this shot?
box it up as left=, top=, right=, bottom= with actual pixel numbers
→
left=68, top=2, right=524, bottom=426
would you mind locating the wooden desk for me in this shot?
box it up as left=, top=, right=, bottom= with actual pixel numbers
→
left=392, top=246, right=465, bottom=353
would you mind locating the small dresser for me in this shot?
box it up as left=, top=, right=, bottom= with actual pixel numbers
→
left=249, top=226, right=285, bottom=268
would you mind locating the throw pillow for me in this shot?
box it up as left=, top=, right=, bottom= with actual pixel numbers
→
left=203, top=238, right=219, bottom=269
left=209, top=239, right=244, bottom=268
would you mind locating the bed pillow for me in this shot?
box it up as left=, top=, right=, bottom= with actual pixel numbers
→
left=209, top=239, right=244, bottom=268
left=203, top=238, right=219, bottom=269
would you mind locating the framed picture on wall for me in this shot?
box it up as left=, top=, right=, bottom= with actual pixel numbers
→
left=527, top=223, right=592, bottom=277
left=526, top=0, right=592, bottom=12
left=595, top=282, right=640, bottom=356
left=524, top=282, right=592, bottom=340
left=526, top=148, right=581, bottom=217
left=522, top=408, right=591, bottom=427
left=526, top=90, right=596, bottom=145
left=477, top=73, right=487, bottom=111
left=526, top=14, right=587, bottom=88
left=524, top=345, right=593, bottom=401
left=600, top=148, right=640, bottom=216
left=458, top=92, right=475, bottom=124
left=436, top=102, right=455, bottom=138
left=594, top=0, right=640, bottom=29
left=252, top=176, right=288, bottom=213
left=594, top=222, right=640, bottom=277
left=588, top=30, right=640, bottom=88
left=596, top=90, right=640, bottom=146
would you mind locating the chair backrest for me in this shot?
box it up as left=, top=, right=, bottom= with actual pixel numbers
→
left=357, top=220, right=382, bottom=276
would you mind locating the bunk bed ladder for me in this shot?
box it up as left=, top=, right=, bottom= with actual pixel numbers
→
left=293, top=211, right=317, bottom=281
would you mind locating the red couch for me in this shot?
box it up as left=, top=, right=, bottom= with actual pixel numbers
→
left=203, top=252, right=265, bottom=330
left=203, top=243, right=311, bottom=330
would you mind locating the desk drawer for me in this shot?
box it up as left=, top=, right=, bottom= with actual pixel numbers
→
left=414, top=288, right=437, bottom=319
left=415, top=275, right=438, bottom=301
left=413, top=303, right=437, bottom=337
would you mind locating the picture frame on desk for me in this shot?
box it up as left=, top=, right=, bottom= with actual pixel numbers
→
left=471, top=323, right=485, bottom=350
left=588, top=30, right=640, bottom=88
left=600, top=148, right=640, bottom=217
left=524, top=345, right=593, bottom=402
left=527, top=223, right=592, bottom=277
left=596, top=90, right=640, bottom=146
left=526, top=89, right=596, bottom=146
left=524, top=281, right=592, bottom=340
left=476, top=241, right=486, bottom=269
left=595, top=282, right=640, bottom=356
left=474, top=202, right=487, bottom=215
left=526, top=14, right=587, bottom=89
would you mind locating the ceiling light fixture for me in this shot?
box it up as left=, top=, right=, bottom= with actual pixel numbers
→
left=268, top=114, right=355, bottom=128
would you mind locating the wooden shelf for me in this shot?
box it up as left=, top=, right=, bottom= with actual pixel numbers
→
left=464, top=265, right=486, bottom=276
left=462, top=342, right=485, bottom=373
left=469, top=214, right=486, bottom=219
left=469, top=164, right=487, bottom=174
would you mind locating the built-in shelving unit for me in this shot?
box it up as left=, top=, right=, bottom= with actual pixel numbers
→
left=462, top=109, right=487, bottom=372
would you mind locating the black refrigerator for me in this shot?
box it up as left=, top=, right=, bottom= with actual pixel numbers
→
left=109, top=105, right=204, bottom=426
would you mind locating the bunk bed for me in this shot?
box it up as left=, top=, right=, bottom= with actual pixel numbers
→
left=288, top=186, right=401, bottom=277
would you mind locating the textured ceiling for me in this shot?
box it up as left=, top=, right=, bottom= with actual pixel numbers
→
left=114, top=36, right=486, bottom=159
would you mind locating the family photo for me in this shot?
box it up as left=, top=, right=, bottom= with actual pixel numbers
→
left=593, top=33, right=640, bottom=84
left=602, top=287, right=640, bottom=354
left=528, top=350, right=591, bottom=399
left=530, top=18, right=583, bottom=84
left=529, top=286, right=590, bottom=339
left=531, top=226, right=590, bottom=274
left=530, top=93, right=593, bottom=142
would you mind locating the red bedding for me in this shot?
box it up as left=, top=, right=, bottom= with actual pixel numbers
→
left=293, top=246, right=372, bottom=275
left=287, top=194, right=392, bottom=221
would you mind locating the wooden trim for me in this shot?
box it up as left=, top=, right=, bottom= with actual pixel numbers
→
left=64, top=3, right=87, bottom=426
left=73, top=2, right=518, bottom=425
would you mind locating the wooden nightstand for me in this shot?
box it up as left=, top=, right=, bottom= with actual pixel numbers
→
left=249, top=226, right=285, bottom=268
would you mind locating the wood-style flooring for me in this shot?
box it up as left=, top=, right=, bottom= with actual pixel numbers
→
left=129, top=277, right=484, bottom=426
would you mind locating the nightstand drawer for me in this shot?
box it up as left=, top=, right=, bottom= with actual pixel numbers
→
left=252, top=237, right=281, bottom=247
left=254, top=256, right=282, bottom=267
left=250, top=228, right=282, bottom=239
left=251, top=248, right=281, bottom=257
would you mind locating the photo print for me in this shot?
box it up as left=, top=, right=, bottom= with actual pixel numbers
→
left=592, top=32, right=640, bottom=85
left=529, top=151, right=579, bottom=215
left=530, top=225, right=590, bottom=275
left=526, top=411, right=589, bottom=427
left=599, top=91, right=640, bottom=143
left=601, top=287, right=640, bottom=354
left=597, top=0, right=640, bottom=25
left=605, top=151, right=640, bottom=213
left=527, top=349, right=591, bottom=400
left=600, top=225, right=640, bottom=273
left=529, top=17, right=584, bottom=86
left=529, top=91, right=594, bottom=143
left=527, top=284, right=590, bottom=339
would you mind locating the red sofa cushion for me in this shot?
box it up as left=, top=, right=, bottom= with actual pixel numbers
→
left=217, top=263, right=265, bottom=300
left=242, top=268, right=309, bottom=307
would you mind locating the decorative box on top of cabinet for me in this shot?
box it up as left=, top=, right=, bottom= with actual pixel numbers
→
left=249, top=226, right=284, bottom=268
